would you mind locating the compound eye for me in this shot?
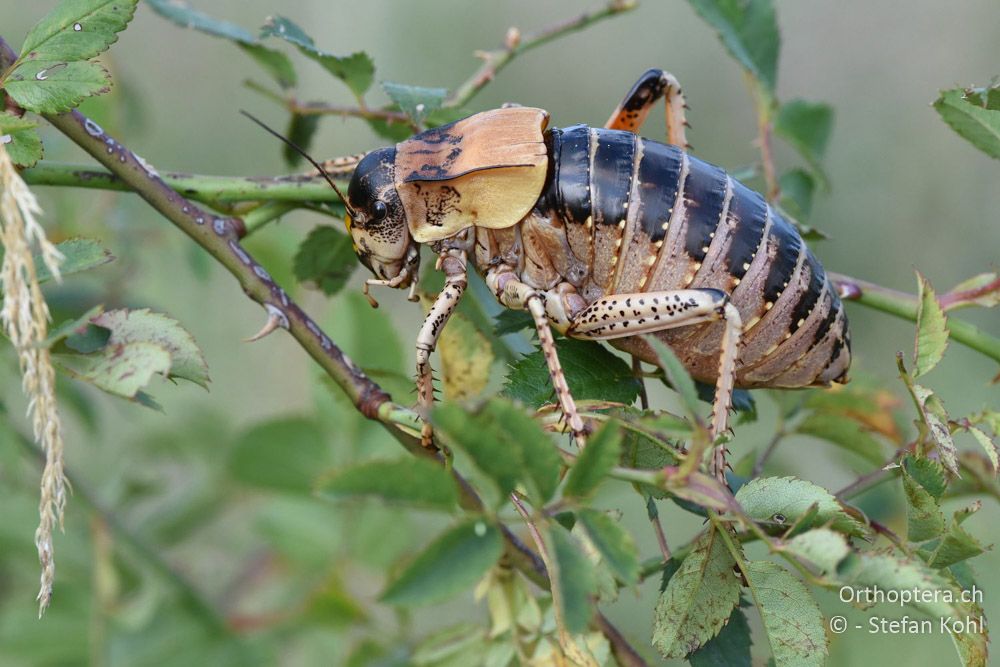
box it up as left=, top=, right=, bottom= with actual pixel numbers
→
left=372, top=200, right=388, bottom=221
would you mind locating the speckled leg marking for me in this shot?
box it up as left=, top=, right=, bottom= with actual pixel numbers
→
left=566, top=288, right=742, bottom=482
left=486, top=269, right=588, bottom=449
left=605, top=68, right=690, bottom=149
left=415, top=250, right=468, bottom=448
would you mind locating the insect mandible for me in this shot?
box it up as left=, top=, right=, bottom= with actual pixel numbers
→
left=302, top=69, right=852, bottom=479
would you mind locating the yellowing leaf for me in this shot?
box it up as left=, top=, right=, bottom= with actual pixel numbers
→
left=437, top=306, right=493, bottom=401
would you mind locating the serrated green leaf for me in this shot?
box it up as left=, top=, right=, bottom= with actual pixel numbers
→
left=38, top=237, right=114, bottom=283
left=502, top=338, right=641, bottom=408
left=783, top=528, right=850, bottom=574
left=0, top=237, right=114, bottom=285
left=0, top=114, right=42, bottom=167
left=282, top=112, right=320, bottom=167
left=293, top=225, right=357, bottom=296
left=902, top=465, right=946, bottom=542
left=238, top=44, right=297, bottom=89
left=18, top=0, right=137, bottom=62
left=647, top=337, right=700, bottom=419
left=685, top=0, right=779, bottom=92
left=687, top=605, right=753, bottom=667
left=927, top=502, right=986, bottom=569
left=914, top=272, right=948, bottom=377
left=381, top=81, right=447, bottom=125
left=775, top=100, right=833, bottom=183
left=934, top=87, right=1000, bottom=159
left=228, top=417, right=327, bottom=493
left=380, top=519, right=502, bottom=606
left=577, top=509, right=640, bottom=585
left=904, top=456, right=947, bottom=499
left=735, top=476, right=869, bottom=537
left=745, top=561, right=827, bottom=666
left=145, top=0, right=255, bottom=40
left=145, top=0, right=297, bottom=88
left=564, top=420, right=622, bottom=499
left=480, top=400, right=560, bottom=503
left=796, top=412, right=886, bottom=466
left=90, top=308, right=208, bottom=388
left=548, top=525, right=597, bottom=635
left=55, top=340, right=170, bottom=402
left=778, top=168, right=815, bottom=220
left=652, top=526, right=741, bottom=659
left=318, top=458, right=458, bottom=510
left=261, top=16, right=374, bottom=98
left=3, top=60, right=111, bottom=114
left=967, top=426, right=999, bottom=473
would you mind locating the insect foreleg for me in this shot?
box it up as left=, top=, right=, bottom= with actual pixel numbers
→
left=566, top=288, right=742, bottom=482
left=605, top=68, right=690, bottom=149
left=486, top=269, right=588, bottom=449
left=415, top=249, right=468, bottom=448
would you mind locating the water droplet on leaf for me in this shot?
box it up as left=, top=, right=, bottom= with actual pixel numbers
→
left=73, top=23, right=82, bottom=32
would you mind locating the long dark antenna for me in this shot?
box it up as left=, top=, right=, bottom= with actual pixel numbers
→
left=239, top=110, right=356, bottom=217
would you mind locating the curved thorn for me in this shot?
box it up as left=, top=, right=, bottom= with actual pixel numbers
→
left=244, top=314, right=281, bottom=342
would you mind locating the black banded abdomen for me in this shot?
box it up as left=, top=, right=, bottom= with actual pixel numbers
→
left=536, top=127, right=850, bottom=387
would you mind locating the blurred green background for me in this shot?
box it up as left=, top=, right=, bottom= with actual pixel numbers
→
left=1, top=1, right=999, bottom=665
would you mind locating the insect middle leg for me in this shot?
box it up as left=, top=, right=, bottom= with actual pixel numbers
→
left=485, top=269, right=588, bottom=449
left=605, top=68, right=690, bottom=149
left=415, top=249, right=468, bottom=448
left=567, top=288, right=742, bottom=481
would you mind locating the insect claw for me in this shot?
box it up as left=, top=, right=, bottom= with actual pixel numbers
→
left=244, top=313, right=281, bottom=342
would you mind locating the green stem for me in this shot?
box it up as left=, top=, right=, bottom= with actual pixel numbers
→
left=22, top=162, right=343, bottom=204
left=242, top=201, right=298, bottom=235
left=447, top=0, right=637, bottom=108
left=831, top=272, right=1000, bottom=366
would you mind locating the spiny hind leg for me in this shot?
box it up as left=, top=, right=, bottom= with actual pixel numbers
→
left=486, top=269, right=587, bottom=449
left=567, top=288, right=742, bottom=481
left=605, top=68, right=690, bottom=149
left=415, top=250, right=468, bottom=448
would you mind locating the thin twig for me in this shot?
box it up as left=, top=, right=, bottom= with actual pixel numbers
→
left=642, top=495, right=672, bottom=564
left=752, top=426, right=786, bottom=477
left=447, top=0, right=637, bottom=109
left=243, top=79, right=417, bottom=130
left=747, top=76, right=779, bottom=201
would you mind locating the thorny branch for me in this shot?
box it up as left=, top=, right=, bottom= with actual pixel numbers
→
left=1, top=23, right=648, bottom=661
